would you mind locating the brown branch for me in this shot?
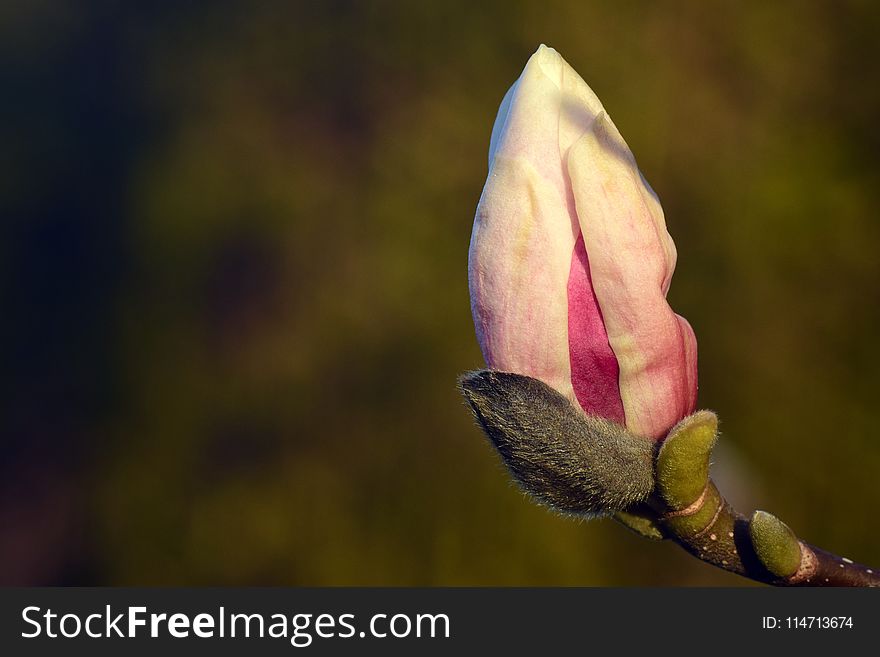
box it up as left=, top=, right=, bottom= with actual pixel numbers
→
left=798, top=545, right=880, bottom=587
left=644, top=412, right=880, bottom=587
left=631, top=483, right=880, bottom=587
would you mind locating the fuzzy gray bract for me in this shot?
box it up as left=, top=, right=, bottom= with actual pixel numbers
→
left=459, top=370, right=655, bottom=516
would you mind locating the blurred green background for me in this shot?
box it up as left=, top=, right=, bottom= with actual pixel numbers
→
left=2, top=0, right=879, bottom=585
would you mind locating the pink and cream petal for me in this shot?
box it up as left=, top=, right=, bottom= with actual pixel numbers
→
left=567, top=112, right=698, bottom=438
left=469, top=155, right=577, bottom=402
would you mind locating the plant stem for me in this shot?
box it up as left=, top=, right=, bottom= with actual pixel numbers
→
left=635, top=486, right=880, bottom=586
left=632, top=411, right=880, bottom=586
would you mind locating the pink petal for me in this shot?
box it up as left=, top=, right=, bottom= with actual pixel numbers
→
left=567, top=112, right=698, bottom=439
left=567, top=234, right=625, bottom=422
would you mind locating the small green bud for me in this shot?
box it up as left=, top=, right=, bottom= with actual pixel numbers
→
left=749, top=510, right=802, bottom=578
left=656, top=411, right=718, bottom=510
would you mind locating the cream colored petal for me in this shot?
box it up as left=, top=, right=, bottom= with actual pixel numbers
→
left=469, top=155, right=577, bottom=402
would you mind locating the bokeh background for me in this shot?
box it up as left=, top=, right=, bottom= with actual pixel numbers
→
left=3, top=0, right=879, bottom=585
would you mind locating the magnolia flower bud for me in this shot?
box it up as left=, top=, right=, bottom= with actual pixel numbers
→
left=468, top=45, right=697, bottom=440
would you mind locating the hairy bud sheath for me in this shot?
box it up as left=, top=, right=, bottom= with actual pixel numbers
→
left=459, top=370, right=655, bottom=515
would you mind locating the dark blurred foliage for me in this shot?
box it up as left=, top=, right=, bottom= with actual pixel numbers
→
left=2, top=0, right=879, bottom=585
